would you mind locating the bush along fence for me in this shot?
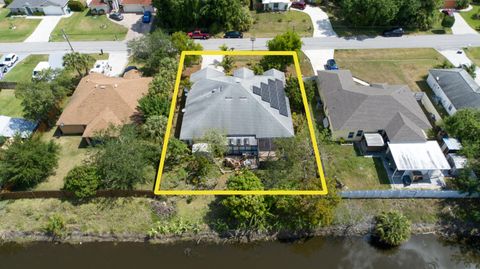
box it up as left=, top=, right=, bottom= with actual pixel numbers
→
left=0, top=190, right=156, bottom=200
left=0, top=81, right=17, bottom=89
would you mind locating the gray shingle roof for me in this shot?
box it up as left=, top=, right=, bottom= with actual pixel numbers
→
left=317, top=70, right=431, bottom=143
left=429, top=68, right=480, bottom=110
left=7, top=0, right=68, bottom=8
left=180, top=68, right=294, bottom=140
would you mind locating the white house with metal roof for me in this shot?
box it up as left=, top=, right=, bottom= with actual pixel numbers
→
left=180, top=67, right=294, bottom=156
left=427, top=68, right=480, bottom=116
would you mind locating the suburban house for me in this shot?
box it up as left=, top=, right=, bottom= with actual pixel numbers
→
left=56, top=70, right=152, bottom=144
left=88, top=0, right=153, bottom=13
left=443, top=0, right=460, bottom=8
left=7, top=0, right=69, bottom=15
left=427, top=68, right=480, bottom=116
left=179, top=67, right=294, bottom=157
left=0, top=115, right=37, bottom=139
left=317, top=70, right=450, bottom=182
left=261, top=0, right=290, bottom=11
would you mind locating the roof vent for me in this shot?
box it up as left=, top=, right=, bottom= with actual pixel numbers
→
left=235, top=78, right=241, bottom=83
left=436, top=76, right=440, bottom=81
left=114, top=84, right=118, bottom=88
left=100, top=85, right=106, bottom=89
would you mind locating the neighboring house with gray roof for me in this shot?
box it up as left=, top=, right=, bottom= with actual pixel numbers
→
left=317, top=70, right=431, bottom=143
left=180, top=67, right=294, bottom=156
left=317, top=70, right=450, bottom=183
left=7, top=0, right=69, bottom=15
left=427, top=68, right=480, bottom=116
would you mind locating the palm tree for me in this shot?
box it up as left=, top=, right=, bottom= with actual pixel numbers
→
left=63, top=52, right=95, bottom=77
left=373, top=211, right=411, bottom=247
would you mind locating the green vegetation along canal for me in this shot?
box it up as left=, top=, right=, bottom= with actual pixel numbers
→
left=0, top=235, right=477, bottom=268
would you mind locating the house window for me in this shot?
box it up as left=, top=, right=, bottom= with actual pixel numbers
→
left=236, top=139, right=241, bottom=146
left=348, top=132, right=354, bottom=139
left=273, top=3, right=278, bottom=9
left=228, top=139, right=233, bottom=146
left=448, top=104, right=453, bottom=111
left=356, top=130, right=364, bottom=137
left=244, top=138, right=249, bottom=145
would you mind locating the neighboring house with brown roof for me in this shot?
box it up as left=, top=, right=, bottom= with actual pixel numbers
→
left=56, top=70, right=151, bottom=143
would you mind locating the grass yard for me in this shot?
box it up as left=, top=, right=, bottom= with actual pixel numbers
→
left=0, top=198, right=155, bottom=234
left=320, top=143, right=390, bottom=190
left=461, top=4, right=480, bottom=32
left=50, top=10, right=127, bottom=41
left=464, top=47, right=480, bottom=66
left=34, top=127, right=89, bottom=191
left=335, top=48, right=447, bottom=92
left=321, top=3, right=451, bottom=36
left=334, top=199, right=442, bottom=225
left=0, top=90, right=23, bottom=117
left=0, top=9, right=41, bottom=42
left=244, top=10, right=313, bottom=38
left=3, top=54, right=48, bottom=83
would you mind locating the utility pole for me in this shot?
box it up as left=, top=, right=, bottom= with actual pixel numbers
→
left=61, top=28, right=74, bottom=52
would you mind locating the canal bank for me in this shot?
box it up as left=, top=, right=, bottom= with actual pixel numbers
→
left=0, top=235, right=477, bottom=269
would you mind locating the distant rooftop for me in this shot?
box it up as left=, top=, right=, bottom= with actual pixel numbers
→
left=429, top=68, right=480, bottom=111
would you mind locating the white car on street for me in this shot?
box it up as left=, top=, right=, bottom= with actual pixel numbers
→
left=1, top=53, right=19, bottom=67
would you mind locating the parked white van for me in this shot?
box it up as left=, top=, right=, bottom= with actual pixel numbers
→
left=90, top=60, right=112, bottom=75
left=32, top=62, right=51, bottom=79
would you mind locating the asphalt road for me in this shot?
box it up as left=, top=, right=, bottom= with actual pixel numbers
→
left=1, top=34, right=480, bottom=54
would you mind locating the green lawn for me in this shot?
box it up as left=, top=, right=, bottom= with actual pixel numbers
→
left=461, top=4, right=480, bottom=32
left=34, top=124, right=89, bottom=191
left=0, top=9, right=41, bottom=42
left=320, top=3, right=451, bottom=37
left=0, top=90, right=23, bottom=117
left=50, top=10, right=128, bottom=41
left=3, top=54, right=48, bottom=83
left=320, top=143, right=390, bottom=190
left=334, top=199, right=441, bottom=225
left=335, top=48, right=447, bottom=92
left=464, top=47, right=480, bottom=66
left=244, top=11, right=313, bottom=38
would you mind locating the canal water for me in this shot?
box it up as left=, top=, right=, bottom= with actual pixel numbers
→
left=0, top=235, right=477, bottom=269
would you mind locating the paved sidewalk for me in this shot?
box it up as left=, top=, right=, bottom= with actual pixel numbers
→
left=437, top=48, right=480, bottom=84
left=24, top=15, right=64, bottom=42
left=452, top=12, right=478, bottom=35
left=298, top=5, right=337, bottom=37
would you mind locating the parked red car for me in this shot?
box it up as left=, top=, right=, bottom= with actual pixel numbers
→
left=187, top=30, right=210, bottom=39
left=291, top=1, right=306, bottom=10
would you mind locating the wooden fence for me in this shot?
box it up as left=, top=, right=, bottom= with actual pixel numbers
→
left=0, top=190, right=156, bottom=200
left=0, top=81, right=17, bottom=89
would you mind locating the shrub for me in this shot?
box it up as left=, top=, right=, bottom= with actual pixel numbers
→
left=68, top=0, right=86, bottom=11
left=63, top=165, right=100, bottom=199
left=456, top=0, right=470, bottom=9
left=98, top=9, right=105, bottom=15
left=373, top=211, right=411, bottom=247
left=4, top=0, right=13, bottom=6
left=0, top=136, right=6, bottom=146
left=32, top=11, right=45, bottom=16
left=442, top=15, right=455, bottom=28
left=90, top=8, right=98, bottom=15
left=44, top=215, right=66, bottom=239
left=0, top=137, right=59, bottom=190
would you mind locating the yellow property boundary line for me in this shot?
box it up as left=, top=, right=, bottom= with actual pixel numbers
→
left=153, top=50, right=328, bottom=195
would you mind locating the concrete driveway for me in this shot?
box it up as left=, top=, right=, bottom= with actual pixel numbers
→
left=24, top=15, right=68, bottom=42
left=109, top=14, right=152, bottom=40
left=438, top=48, right=480, bottom=84
left=297, top=5, right=337, bottom=37
left=452, top=12, right=478, bottom=35
left=303, top=49, right=334, bottom=72
left=108, top=52, right=128, bottom=76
